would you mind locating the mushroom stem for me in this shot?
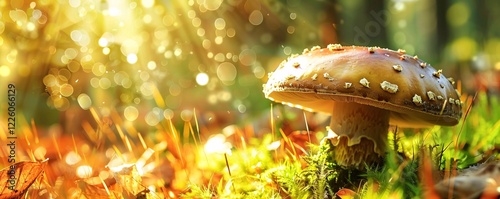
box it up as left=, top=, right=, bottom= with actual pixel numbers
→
left=326, top=102, right=390, bottom=168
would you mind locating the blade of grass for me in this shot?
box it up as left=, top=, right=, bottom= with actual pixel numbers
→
left=303, top=111, right=311, bottom=143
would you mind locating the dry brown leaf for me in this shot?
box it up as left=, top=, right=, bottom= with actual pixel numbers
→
left=434, top=161, right=500, bottom=199
left=77, top=178, right=120, bottom=199
left=0, top=159, right=48, bottom=199
left=110, top=164, right=149, bottom=198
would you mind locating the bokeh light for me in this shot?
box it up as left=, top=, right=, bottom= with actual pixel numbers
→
left=1, top=0, right=499, bottom=197
left=196, top=72, right=209, bottom=86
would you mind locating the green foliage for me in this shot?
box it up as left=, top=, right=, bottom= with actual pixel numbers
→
left=185, top=92, right=500, bottom=199
left=182, top=183, right=216, bottom=198
left=296, top=141, right=337, bottom=198
left=426, top=93, right=500, bottom=169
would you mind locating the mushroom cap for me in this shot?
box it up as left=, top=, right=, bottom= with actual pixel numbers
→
left=263, top=45, right=463, bottom=127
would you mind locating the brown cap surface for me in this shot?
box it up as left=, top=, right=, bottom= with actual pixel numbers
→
left=263, top=45, right=463, bottom=127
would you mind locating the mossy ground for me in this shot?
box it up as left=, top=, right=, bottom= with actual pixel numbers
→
left=1, top=92, right=498, bottom=198
left=182, top=92, right=500, bottom=198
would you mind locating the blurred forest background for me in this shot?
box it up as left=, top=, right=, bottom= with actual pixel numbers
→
left=1, top=0, right=500, bottom=154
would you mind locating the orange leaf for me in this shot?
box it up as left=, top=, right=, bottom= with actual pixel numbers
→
left=0, top=159, right=48, bottom=199
left=336, top=188, right=358, bottom=199
left=110, top=164, right=148, bottom=197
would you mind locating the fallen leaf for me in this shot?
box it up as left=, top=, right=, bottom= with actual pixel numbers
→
left=434, top=161, right=500, bottom=199
left=336, top=188, right=359, bottom=199
left=110, top=164, right=148, bottom=198
left=0, top=159, right=48, bottom=199
left=77, top=177, right=120, bottom=199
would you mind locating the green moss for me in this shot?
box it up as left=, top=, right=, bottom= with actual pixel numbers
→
left=184, top=92, right=500, bottom=199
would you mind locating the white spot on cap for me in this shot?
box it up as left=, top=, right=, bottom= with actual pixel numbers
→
left=427, top=91, right=436, bottom=100
left=392, top=64, right=402, bottom=72
left=310, top=46, right=321, bottom=51
left=344, top=82, right=352, bottom=89
left=447, top=77, right=455, bottom=85
left=311, top=73, right=318, bottom=80
left=327, top=44, right=343, bottom=51
left=449, top=98, right=455, bottom=104
left=323, top=73, right=334, bottom=81
left=433, top=69, right=442, bottom=78
left=380, top=81, right=398, bottom=93
left=359, top=78, right=370, bottom=88
left=412, top=94, right=423, bottom=106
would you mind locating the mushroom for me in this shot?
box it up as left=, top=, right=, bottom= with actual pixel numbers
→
left=263, top=45, right=462, bottom=168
